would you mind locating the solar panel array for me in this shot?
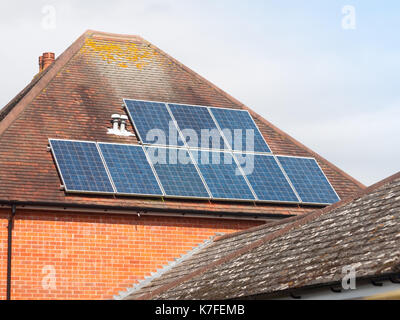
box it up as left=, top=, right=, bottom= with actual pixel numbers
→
left=50, top=138, right=339, bottom=205
left=49, top=99, right=340, bottom=205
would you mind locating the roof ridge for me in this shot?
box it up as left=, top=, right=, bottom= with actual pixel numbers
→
left=0, top=30, right=93, bottom=138
left=116, top=234, right=218, bottom=300
left=142, top=39, right=366, bottom=190
left=136, top=171, right=400, bottom=300
left=87, top=29, right=145, bottom=42
left=0, top=68, right=49, bottom=122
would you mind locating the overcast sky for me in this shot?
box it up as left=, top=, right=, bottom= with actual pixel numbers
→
left=1, top=0, right=399, bottom=186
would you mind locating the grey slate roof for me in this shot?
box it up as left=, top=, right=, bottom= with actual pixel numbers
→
left=125, top=171, right=400, bottom=300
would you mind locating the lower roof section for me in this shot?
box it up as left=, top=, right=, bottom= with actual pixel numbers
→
left=122, top=171, right=400, bottom=300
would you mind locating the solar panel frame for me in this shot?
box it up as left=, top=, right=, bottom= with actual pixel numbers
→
left=97, top=142, right=165, bottom=198
left=209, top=106, right=272, bottom=154
left=190, top=149, right=257, bottom=202
left=276, top=155, right=341, bottom=205
left=49, top=139, right=116, bottom=195
left=167, top=102, right=229, bottom=151
left=123, top=99, right=187, bottom=148
left=231, top=152, right=301, bottom=204
left=144, top=145, right=212, bottom=200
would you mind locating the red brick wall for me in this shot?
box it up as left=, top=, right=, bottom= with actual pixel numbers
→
left=0, top=210, right=8, bottom=300
left=0, top=208, right=262, bottom=300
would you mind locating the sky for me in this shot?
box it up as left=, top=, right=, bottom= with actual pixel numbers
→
left=0, top=0, right=399, bottom=186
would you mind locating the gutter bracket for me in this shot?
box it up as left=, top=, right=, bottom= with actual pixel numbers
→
left=371, top=279, right=384, bottom=287
left=290, top=292, right=302, bottom=299
left=389, top=274, right=400, bottom=284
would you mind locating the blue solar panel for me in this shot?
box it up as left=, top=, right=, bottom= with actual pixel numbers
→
left=236, top=154, right=299, bottom=202
left=168, top=104, right=227, bottom=150
left=190, top=150, right=255, bottom=201
left=124, top=100, right=184, bottom=147
left=98, top=143, right=163, bottom=196
left=210, top=108, right=271, bottom=153
left=145, top=147, right=210, bottom=198
left=277, top=156, right=340, bottom=204
left=49, top=140, right=114, bottom=193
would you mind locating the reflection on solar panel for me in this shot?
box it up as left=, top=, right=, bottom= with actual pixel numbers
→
left=98, top=143, right=163, bottom=196
left=277, top=156, right=340, bottom=204
left=124, top=100, right=184, bottom=147
left=145, top=146, right=210, bottom=199
left=49, top=139, right=114, bottom=193
left=210, top=108, right=271, bottom=153
left=168, top=104, right=227, bottom=150
left=190, top=150, right=255, bottom=201
left=236, top=154, right=299, bottom=202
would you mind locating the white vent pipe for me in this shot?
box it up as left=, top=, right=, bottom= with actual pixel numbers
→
left=120, top=115, right=128, bottom=133
left=111, top=114, right=121, bottom=131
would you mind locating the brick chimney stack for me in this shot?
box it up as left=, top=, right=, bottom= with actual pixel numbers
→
left=39, top=52, right=55, bottom=72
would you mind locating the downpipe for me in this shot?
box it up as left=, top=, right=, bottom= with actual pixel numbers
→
left=6, top=204, right=16, bottom=300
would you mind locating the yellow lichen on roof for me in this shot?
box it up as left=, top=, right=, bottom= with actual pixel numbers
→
left=79, top=38, right=166, bottom=70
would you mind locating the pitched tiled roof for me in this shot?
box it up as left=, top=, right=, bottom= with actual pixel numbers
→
left=0, top=30, right=364, bottom=217
left=126, top=171, right=400, bottom=300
